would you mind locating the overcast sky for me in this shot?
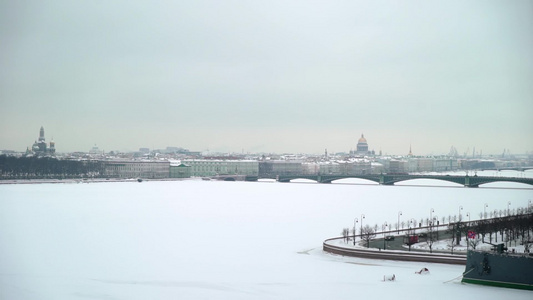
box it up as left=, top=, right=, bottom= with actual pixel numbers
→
left=1, top=1, right=532, bottom=155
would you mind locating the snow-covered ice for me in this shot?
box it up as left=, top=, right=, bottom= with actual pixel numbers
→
left=1, top=176, right=532, bottom=299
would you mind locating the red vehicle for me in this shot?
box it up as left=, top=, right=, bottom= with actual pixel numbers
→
left=404, top=235, right=419, bottom=245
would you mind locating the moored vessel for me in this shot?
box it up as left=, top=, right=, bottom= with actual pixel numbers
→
left=462, top=245, right=533, bottom=290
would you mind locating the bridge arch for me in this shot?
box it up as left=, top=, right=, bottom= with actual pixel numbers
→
left=278, top=176, right=319, bottom=183
left=469, top=180, right=533, bottom=188
left=393, top=178, right=463, bottom=187
left=288, top=178, right=319, bottom=183
left=325, top=177, right=380, bottom=185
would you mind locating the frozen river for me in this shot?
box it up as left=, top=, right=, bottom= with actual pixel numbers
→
left=1, top=176, right=532, bottom=299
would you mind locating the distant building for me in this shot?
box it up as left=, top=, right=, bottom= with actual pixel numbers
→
left=182, top=159, right=259, bottom=177
left=317, top=160, right=372, bottom=175
left=356, top=134, right=368, bottom=153
left=89, top=144, right=101, bottom=154
left=351, top=134, right=373, bottom=156
left=164, top=147, right=201, bottom=156
left=169, top=163, right=192, bottom=178
left=29, top=126, right=55, bottom=155
left=258, top=160, right=303, bottom=177
left=101, top=160, right=170, bottom=178
left=433, top=158, right=459, bottom=172
left=388, top=159, right=408, bottom=173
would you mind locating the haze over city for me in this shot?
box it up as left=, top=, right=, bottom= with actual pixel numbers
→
left=1, top=1, right=532, bottom=155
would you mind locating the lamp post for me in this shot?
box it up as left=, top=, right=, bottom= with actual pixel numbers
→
left=353, top=217, right=358, bottom=245
left=407, top=218, right=416, bottom=252
left=459, top=206, right=463, bottom=222
left=527, top=199, right=531, bottom=240
left=466, top=212, right=472, bottom=251
left=430, top=208, right=434, bottom=225
left=382, top=222, right=388, bottom=249
left=398, top=211, right=402, bottom=234
left=360, top=214, right=365, bottom=236
left=484, top=203, right=488, bottom=219
left=507, top=201, right=511, bottom=216
left=431, top=215, right=438, bottom=240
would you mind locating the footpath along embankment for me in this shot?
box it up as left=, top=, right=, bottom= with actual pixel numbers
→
left=323, top=236, right=467, bottom=265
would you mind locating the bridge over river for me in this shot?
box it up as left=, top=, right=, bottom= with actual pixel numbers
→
left=259, top=174, right=533, bottom=187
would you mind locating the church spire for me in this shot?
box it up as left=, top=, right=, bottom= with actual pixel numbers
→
left=39, top=126, right=45, bottom=142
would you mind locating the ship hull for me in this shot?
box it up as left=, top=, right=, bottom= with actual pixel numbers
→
left=462, top=250, right=533, bottom=290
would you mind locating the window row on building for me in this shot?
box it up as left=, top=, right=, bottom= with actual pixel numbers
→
left=102, top=160, right=170, bottom=179
left=101, top=158, right=463, bottom=179
left=179, top=160, right=259, bottom=177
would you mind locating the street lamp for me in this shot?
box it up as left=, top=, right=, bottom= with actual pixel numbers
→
left=382, top=222, right=388, bottom=249
left=398, top=211, right=402, bottom=234
left=353, top=217, right=358, bottom=245
left=398, top=210, right=402, bottom=234
left=430, top=208, right=434, bottom=225
left=432, top=215, right=439, bottom=240
left=360, top=214, right=365, bottom=236
left=459, top=206, right=463, bottom=222
left=407, top=218, right=416, bottom=252
left=466, top=212, right=470, bottom=223
left=507, top=201, right=511, bottom=216
left=484, top=203, right=488, bottom=219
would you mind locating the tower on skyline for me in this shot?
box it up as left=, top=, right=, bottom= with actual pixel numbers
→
left=39, top=126, right=45, bottom=142
left=356, top=134, right=368, bottom=154
left=29, top=126, right=55, bottom=155
left=350, top=133, right=374, bottom=156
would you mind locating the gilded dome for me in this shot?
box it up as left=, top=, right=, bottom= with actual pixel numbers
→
left=358, top=134, right=367, bottom=143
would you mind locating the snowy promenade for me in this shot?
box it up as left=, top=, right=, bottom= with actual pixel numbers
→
left=323, top=236, right=467, bottom=265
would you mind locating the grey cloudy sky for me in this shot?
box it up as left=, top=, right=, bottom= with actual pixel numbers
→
left=1, top=0, right=532, bottom=155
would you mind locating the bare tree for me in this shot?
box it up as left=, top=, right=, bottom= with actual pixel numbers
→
left=524, top=242, right=531, bottom=254
left=341, top=228, right=350, bottom=243
left=447, top=238, right=456, bottom=254
left=468, top=236, right=481, bottom=250
left=426, top=222, right=436, bottom=253
left=361, top=225, right=376, bottom=248
left=455, top=222, right=468, bottom=246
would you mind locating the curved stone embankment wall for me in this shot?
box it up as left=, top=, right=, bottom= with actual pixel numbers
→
left=324, top=237, right=466, bottom=265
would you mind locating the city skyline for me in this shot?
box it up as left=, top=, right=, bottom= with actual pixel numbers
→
left=1, top=1, right=532, bottom=155
left=10, top=125, right=529, bottom=157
